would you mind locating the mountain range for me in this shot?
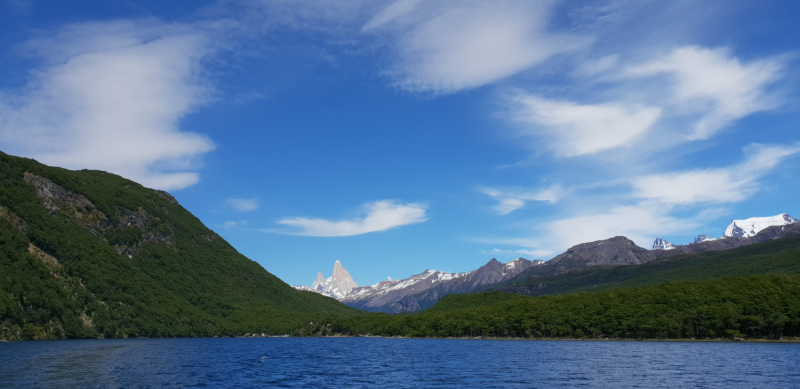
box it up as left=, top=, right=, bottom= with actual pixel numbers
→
left=3, top=150, right=800, bottom=341
left=651, top=213, right=798, bottom=250
left=297, top=213, right=800, bottom=313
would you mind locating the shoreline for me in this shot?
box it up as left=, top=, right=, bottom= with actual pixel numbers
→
left=3, top=335, right=800, bottom=343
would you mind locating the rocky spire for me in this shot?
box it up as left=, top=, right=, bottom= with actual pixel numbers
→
left=330, top=260, right=358, bottom=296
left=303, top=261, right=359, bottom=299
left=311, top=272, right=325, bottom=289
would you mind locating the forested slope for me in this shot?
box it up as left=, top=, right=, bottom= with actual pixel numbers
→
left=0, top=152, right=359, bottom=341
left=492, top=235, right=800, bottom=297
left=322, top=275, right=800, bottom=339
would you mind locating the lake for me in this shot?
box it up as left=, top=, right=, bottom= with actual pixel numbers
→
left=1, top=338, right=799, bottom=388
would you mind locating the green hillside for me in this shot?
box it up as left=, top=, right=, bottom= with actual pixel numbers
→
left=323, top=274, right=800, bottom=339
left=491, top=236, right=800, bottom=297
left=0, top=152, right=359, bottom=341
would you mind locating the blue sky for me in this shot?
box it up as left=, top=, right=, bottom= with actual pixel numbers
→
left=1, top=0, right=799, bottom=287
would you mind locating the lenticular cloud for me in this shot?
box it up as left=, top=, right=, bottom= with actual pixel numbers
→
left=277, top=200, right=428, bottom=237
left=0, top=20, right=217, bottom=190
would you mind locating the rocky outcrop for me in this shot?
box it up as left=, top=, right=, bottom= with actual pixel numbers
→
left=694, top=235, right=714, bottom=243
left=652, top=238, right=679, bottom=250
left=22, top=172, right=175, bottom=257
left=23, top=172, right=110, bottom=236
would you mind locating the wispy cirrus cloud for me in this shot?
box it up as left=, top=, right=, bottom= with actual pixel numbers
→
left=0, top=20, right=219, bottom=190
left=275, top=200, right=428, bottom=237
left=510, top=94, right=662, bottom=157
left=624, top=46, right=785, bottom=140
left=227, top=197, right=259, bottom=211
left=481, top=248, right=553, bottom=258
left=631, top=143, right=800, bottom=204
left=492, top=143, right=799, bottom=253
left=221, top=220, right=248, bottom=229
left=363, top=0, right=591, bottom=94
left=479, top=184, right=565, bottom=215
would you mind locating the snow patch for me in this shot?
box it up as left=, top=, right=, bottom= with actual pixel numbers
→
left=724, top=214, right=799, bottom=238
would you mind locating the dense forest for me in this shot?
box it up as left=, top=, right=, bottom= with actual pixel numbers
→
left=313, top=275, right=800, bottom=340
left=489, top=234, right=800, bottom=296
left=3, top=150, right=800, bottom=342
left=0, top=152, right=360, bottom=341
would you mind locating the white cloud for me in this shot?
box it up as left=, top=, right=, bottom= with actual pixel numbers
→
left=0, top=20, right=217, bottom=190
left=364, top=0, right=590, bottom=93
left=276, top=200, right=428, bottom=237
left=227, top=197, right=259, bottom=211
left=483, top=248, right=552, bottom=258
left=491, top=143, right=800, bottom=255
left=574, top=54, right=619, bottom=77
left=632, top=144, right=800, bottom=204
left=511, top=94, right=662, bottom=156
left=546, top=201, right=698, bottom=250
left=479, top=184, right=565, bottom=215
left=221, top=220, right=248, bottom=229
left=625, top=46, right=784, bottom=140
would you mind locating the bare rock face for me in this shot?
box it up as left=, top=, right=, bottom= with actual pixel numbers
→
left=301, top=261, right=359, bottom=299
left=545, top=236, right=656, bottom=272
left=331, top=260, right=357, bottom=296
left=22, top=172, right=175, bottom=257
left=311, top=272, right=326, bottom=289
left=23, top=172, right=109, bottom=236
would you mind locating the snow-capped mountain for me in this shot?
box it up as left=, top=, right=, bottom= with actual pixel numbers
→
left=723, top=214, right=799, bottom=238
left=342, top=258, right=544, bottom=313
left=291, top=284, right=335, bottom=298
left=652, top=238, right=679, bottom=250
left=694, top=235, right=715, bottom=243
left=648, top=214, right=796, bottom=250
left=292, top=260, right=358, bottom=299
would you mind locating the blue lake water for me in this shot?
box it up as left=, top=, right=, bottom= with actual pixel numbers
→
left=1, top=338, right=799, bottom=388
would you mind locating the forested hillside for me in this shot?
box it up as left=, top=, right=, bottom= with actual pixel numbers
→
left=0, top=152, right=359, bottom=341
left=319, top=274, right=800, bottom=340
left=492, top=235, right=800, bottom=296
left=4, top=150, right=800, bottom=342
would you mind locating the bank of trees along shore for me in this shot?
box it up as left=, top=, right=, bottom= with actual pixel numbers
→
left=3, top=150, right=800, bottom=341
left=312, top=274, right=800, bottom=340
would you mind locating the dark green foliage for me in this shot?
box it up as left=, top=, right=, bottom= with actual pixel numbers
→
left=322, top=275, right=800, bottom=340
left=0, top=151, right=358, bottom=340
left=494, top=237, right=800, bottom=296
left=104, top=226, right=142, bottom=247
left=4, top=149, right=800, bottom=342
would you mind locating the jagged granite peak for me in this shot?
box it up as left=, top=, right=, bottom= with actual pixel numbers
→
left=330, top=260, right=358, bottom=297
left=294, top=261, right=359, bottom=300
left=311, top=272, right=326, bottom=289
left=341, top=257, right=542, bottom=313
left=694, top=235, right=715, bottom=244
left=652, top=238, right=679, bottom=250
left=724, top=214, right=799, bottom=238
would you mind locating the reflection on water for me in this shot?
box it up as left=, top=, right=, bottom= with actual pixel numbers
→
left=1, top=338, right=799, bottom=388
